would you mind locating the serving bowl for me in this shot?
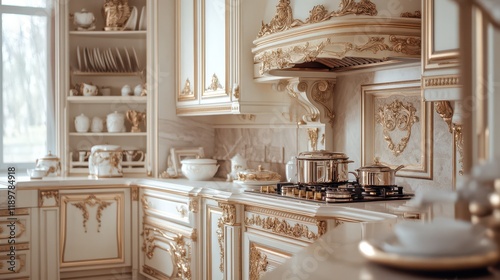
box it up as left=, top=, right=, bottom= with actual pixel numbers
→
left=181, top=158, right=219, bottom=181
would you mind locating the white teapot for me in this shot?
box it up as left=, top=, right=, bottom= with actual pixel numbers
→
left=35, top=151, right=61, bottom=176
left=73, top=9, right=96, bottom=31
left=74, top=113, right=90, bottom=133
left=88, top=145, right=123, bottom=177
left=106, top=111, right=125, bottom=133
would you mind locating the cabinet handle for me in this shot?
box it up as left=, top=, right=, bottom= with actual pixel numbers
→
left=176, top=205, right=188, bottom=218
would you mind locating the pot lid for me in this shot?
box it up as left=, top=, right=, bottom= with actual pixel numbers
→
left=357, top=158, right=398, bottom=172
left=297, top=150, right=348, bottom=160
left=237, top=165, right=281, bottom=182
left=38, top=151, right=60, bottom=161
left=181, top=158, right=217, bottom=165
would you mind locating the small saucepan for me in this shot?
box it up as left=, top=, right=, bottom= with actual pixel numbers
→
left=351, top=159, right=404, bottom=187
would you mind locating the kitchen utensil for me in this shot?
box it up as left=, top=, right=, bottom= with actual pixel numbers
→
left=88, top=145, right=123, bottom=177
left=236, top=165, right=281, bottom=183
left=352, top=158, right=404, bottom=186
left=296, top=150, right=353, bottom=184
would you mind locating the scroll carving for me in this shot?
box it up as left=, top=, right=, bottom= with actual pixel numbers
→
left=70, top=194, right=114, bottom=232
left=219, top=203, right=236, bottom=225
left=39, top=190, right=59, bottom=207
left=308, top=128, right=319, bottom=151
left=375, top=100, right=419, bottom=157
left=249, top=244, right=268, bottom=280
left=216, top=217, right=225, bottom=272
left=453, top=124, right=464, bottom=175
left=434, top=101, right=453, bottom=133
left=245, top=214, right=325, bottom=240
left=310, top=80, right=335, bottom=126
left=258, top=0, right=378, bottom=38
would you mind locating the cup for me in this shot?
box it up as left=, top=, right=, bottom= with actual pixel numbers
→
left=78, top=151, right=90, bottom=162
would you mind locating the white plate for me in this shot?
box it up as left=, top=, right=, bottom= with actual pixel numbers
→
left=132, top=47, right=140, bottom=71
left=104, top=49, right=114, bottom=71
left=93, top=48, right=102, bottom=71
left=82, top=47, right=88, bottom=71
left=76, top=46, right=82, bottom=71
left=107, top=49, right=118, bottom=72
left=123, top=6, right=137, bottom=30
left=115, top=47, right=125, bottom=72
left=359, top=237, right=499, bottom=271
left=86, top=47, right=95, bottom=72
left=233, top=180, right=280, bottom=186
left=139, top=6, right=146, bottom=30
left=97, top=48, right=107, bottom=71
left=123, top=47, right=132, bottom=72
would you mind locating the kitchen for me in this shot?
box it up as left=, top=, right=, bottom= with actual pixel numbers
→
left=1, top=0, right=499, bottom=279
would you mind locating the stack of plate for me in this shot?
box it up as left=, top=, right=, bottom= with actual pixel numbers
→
left=76, top=46, right=142, bottom=72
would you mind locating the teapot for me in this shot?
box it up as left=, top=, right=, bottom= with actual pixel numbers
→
left=228, top=153, right=247, bottom=181
left=73, top=9, right=96, bottom=31
left=106, top=111, right=125, bottom=133
left=35, top=151, right=61, bottom=177
left=80, top=82, right=98, bottom=96
left=88, top=145, right=123, bottom=177
left=74, top=113, right=90, bottom=133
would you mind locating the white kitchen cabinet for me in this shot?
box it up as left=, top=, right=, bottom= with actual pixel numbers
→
left=0, top=209, right=31, bottom=280
left=139, top=187, right=200, bottom=280
left=56, top=0, right=155, bottom=176
left=175, top=0, right=290, bottom=116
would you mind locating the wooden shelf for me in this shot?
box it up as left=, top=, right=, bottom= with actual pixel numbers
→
left=69, top=30, right=146, bottom=39
left=67, top=96, right=147, bottom=103
left=71, top=71, right=143, bottom=76
left=69, top=132, right=147, bottom=137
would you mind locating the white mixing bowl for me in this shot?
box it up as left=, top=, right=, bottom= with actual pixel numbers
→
left=181, top=158, right=219, bottom=181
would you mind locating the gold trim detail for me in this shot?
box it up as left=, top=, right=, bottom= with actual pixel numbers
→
left=70, top=194, right=114, bottom=232
left=423, top=75, right=461, bottom=88
left=143, top=265, right=170, bottom=280
left=216, top=217, right=225, bottom=272
left=39, top=190, right=59, bottom=207
left=176, top=205, right=188, bottom=218
left=258, top=0, right=377, bottom=38
left=307, top=128, right=319, bottom=151
left=0, top=254, right=25, bottom=274
left=141, top=196, right=150, bottom=210
left=245, top=214, right=324, bottom=241
left=453, top=124, right=464, bottom=175
left=233, top=84, right=240, bottom=99
left=0, top=220, right=26, bottom=239
left=206, top=73, right=223, bottom=91
left=0, top=243, right=29, bottom=252
left=310, top=80, right=335, bottom=126
left=249, top=244, right=268, bottom=280
left=245, top=206, right=318, bottom=223
left=401, top=11, right=421, bottom=18
left=179, top=78, right=195, bottom=101
left=0, top=208, right=29, bottom=216
left=434, top=101, right=453, bottom=133
left=219, top=203, right=236, bottom=225
left=131, top=186, right=139, bottom=201
left=375, top=100, right=419, bottom=157
left=188, top=198, right=199, bottom=213
left=255, top=36, right=421, bottom=75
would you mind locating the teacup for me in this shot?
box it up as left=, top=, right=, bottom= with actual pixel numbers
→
left=80, top=82, right=98, bottom=96
left=27, top=168, right=48, bottom=179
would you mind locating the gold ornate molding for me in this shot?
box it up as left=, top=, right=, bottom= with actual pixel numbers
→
left=206, top=73, right=223, bottom=91
left=233, top=84, right=240, bottom=99
left=453, top=124, right=464, bottom=175
left=249, top=244, right=268, bottom=280
left=307, top=128, right=319, bottom=151
left=39, top=190, right=59, bottom=207
left=131, top=186, right=139, bottom=201
left=143, top=265, right=170, bottom=280
left=255, top=36, right=421, bottom=75
left=258, top=0, right=377, bottom=38
left=0, top=254, right=25, bottom=273
left=176, top=205, right=188, bottom=218
left=219, top=203, right=236, bottom=225
left=434, top=101, right=453, bottom=133
left=141, top=196, right=150, bottom=210
left=423, top=75, right=461, bottom=88
left=0, top=220, right=26, bottom=239
left=245, top=214, right=325, bottom=241
left=400, top=11, right=421, bottom=18
left=375, top=99, right=419, bottom=157
left=179, top=78, right=195, bottom=101
left=245, top=206, right=318, bottom=223
left=216, top=217, right=225, bottom=272
left=188, top=198, right=199, bottom=213
left=70, top=194, right=114, bottom=232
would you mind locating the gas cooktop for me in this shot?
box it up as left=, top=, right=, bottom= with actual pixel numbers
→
left=244, top=181, right=413, bottom=203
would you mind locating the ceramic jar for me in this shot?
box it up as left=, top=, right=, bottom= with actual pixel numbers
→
left=80, top=82, right=98, bottom=96
left=74, top=113, right=90, bottom=132
left=73, top=9, right=96, bottom=30
left=91, top=116, right=104, bottom=133
left=35, top=151, right=61, bottom=176
left=106, top=111, right=125, bottom=132
left=229, top=153, right=247, bottom=180
left=285, top=156, right=298, bottom=183
left=88, top=145, right=123, bottom=177
left=134, top=84, right=143, bottom=96
left=121, top=85, right=132, bottom=96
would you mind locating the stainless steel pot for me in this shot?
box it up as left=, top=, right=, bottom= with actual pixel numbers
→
left=352, top=159, right=404, bottom=186
left=296, top=150, right=353, bottom=184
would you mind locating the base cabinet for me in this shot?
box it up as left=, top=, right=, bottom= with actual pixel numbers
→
left=0, top=209, right=31, bottom=280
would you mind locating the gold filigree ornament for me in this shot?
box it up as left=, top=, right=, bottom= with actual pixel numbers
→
left=434, top=101, right=453, bottom=133
left=71, top=194, right=114, bottom=232
left=249, top=244, right=268, bottom=280
left=207, top=73, right=223, bottom=91
left=216, top=217, right=225, bottom=272
left=375, top=100, right=419, bottom=157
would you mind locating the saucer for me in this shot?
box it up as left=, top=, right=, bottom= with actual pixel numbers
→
left=359, top=237, right=499, bottom=271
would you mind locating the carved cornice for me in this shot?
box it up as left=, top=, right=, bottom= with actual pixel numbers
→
left=423, top=75, right=461, bottom=88
left=249, top=244, right=268, bottom=280
left=434, top=101, right=454, bottom=133
left=245, top=214, right=326, bottom=241
left=219, top=203, right=237, bottom=225
left=255, top=36, right=421, bottom=75
left=375, top=99, right=419, bottom=157
left=258, top=0, right=378, bottom=38
left=39, top=190, right=59, bottom=207
left=69, top=194, right=115, bottom=233
left=245, top=205, right=318, bottom=223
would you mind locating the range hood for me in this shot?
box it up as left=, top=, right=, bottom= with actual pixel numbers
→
left=252, top=0, right=421, bottom=80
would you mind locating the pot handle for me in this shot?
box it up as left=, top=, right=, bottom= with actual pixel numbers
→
left=348, top=171, right=359, bottom=181
left=394, top=165, right=405, bottom=173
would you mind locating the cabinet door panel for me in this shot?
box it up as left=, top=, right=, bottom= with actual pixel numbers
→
left=60, top=192, right=125, bottom=267
left=205, top=203, right=223, bottom=280
left=177, top=0, right=197, bottom=103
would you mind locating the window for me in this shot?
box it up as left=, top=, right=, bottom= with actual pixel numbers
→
left=0, top=0, right=54, bottom=170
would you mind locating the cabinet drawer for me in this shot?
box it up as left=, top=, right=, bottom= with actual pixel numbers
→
left=0, top=248, right=30, bottom=279
left=141, top=188, right=197, bottom=227
left=0, top=210, right=30, bottom=245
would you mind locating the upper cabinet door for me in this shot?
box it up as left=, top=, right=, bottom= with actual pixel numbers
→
left=423, top=0, right=460, bottom=70
left=201, top=0, right=230, bottom=102
left=176, top=0, right=197, bottom=103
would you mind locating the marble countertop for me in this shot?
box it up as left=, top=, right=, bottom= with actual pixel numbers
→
left=1, top=176, right=413, bottom=222
left=261, top=229, right=500, bottom=280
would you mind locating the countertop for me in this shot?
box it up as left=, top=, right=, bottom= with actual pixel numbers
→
left=0, top=175, right=415, bottom=222
left=261, top=229, right=500, bottom=280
